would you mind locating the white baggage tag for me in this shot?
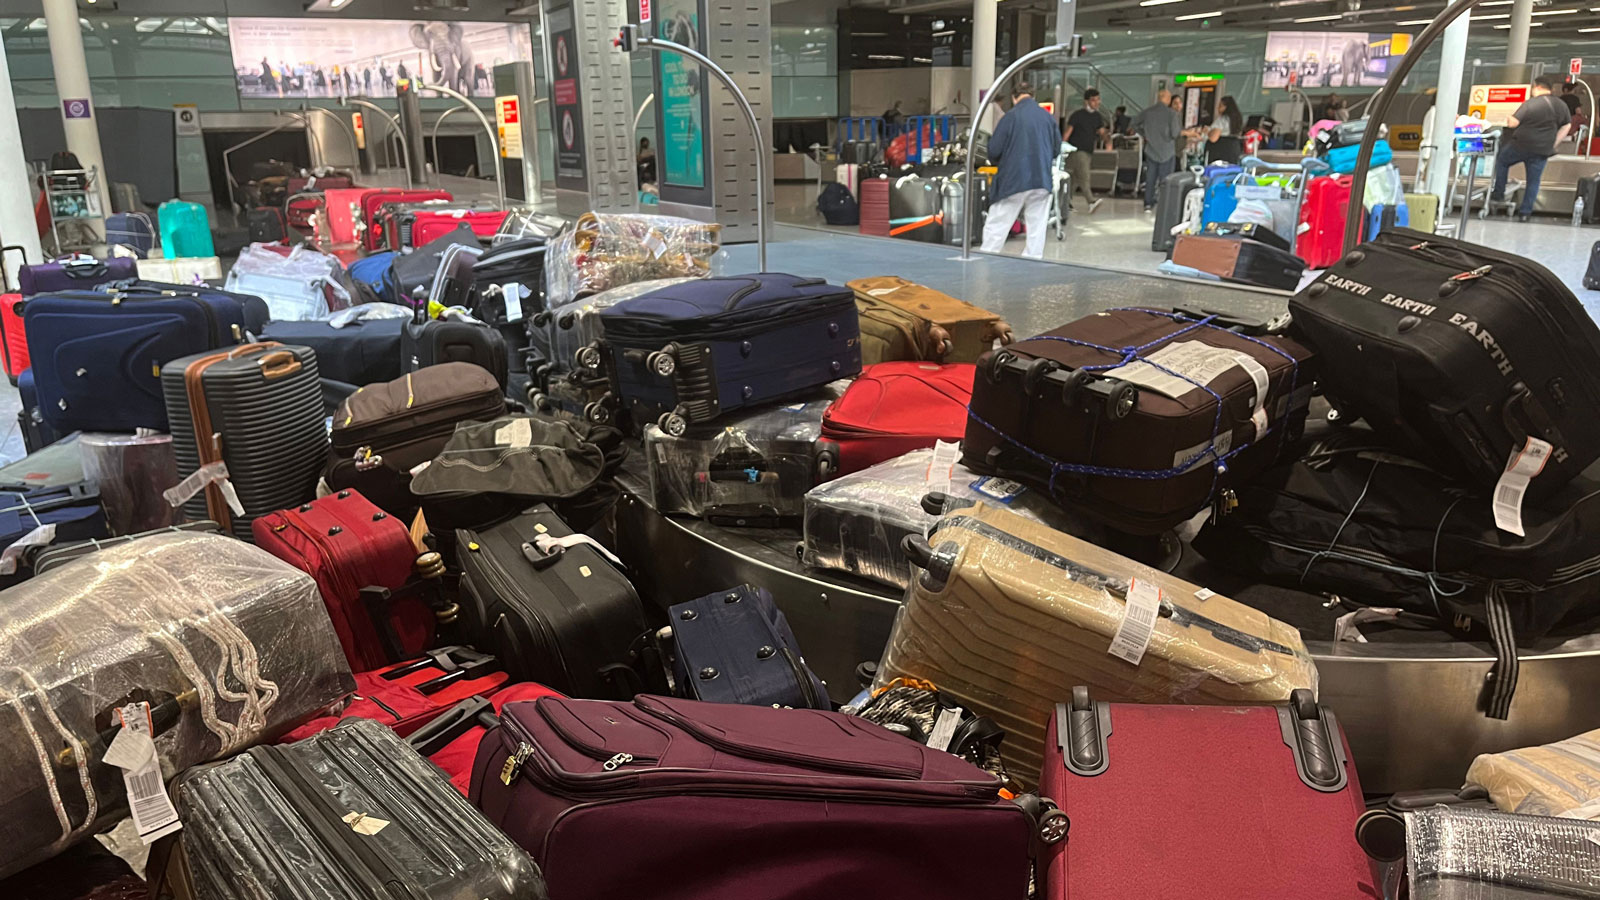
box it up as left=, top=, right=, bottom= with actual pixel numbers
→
left=500, top=282, right=528, bottom=323
left=342, top=812, right=391, bottom=836
left=641, top=228, right=669, bottom=259
left=163, top=460, right=244, bottom=516
left=926, top=706, right=964, bottom=753
left=924, top=441, right=959, bottom=501
left=494, top=418, right=533, bottom=449
left=107, top=702, right=182, bottom=843
left=1107, top=578, right=1162, bottom=666
left=1492, top=437, right=1553, bottom=537
left=1235, top=183, right=1279, bottom=202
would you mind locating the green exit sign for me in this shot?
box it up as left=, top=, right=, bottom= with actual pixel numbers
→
left=1174, top=73, right=1223, bottom=84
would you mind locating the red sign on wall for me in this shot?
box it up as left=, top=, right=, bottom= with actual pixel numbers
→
left=1573, top=58, right=1584, bottom=77
left=1486, top=87, right=1528, bottom=103
left=640, top=0, right=652, bottom=24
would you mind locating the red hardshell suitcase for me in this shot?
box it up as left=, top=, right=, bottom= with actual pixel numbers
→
left=821, top=361, right=974, bottom=475
left=471, top=694, right=1043, bottom=900
left=1041, top=687, right=1374, bottom=900
left=0, top=294, right=27, bottom=385
left=363, top=189, right=452, bottom=250
left=408, top=210, right=510, bottom=248
left=859, top=178, right=892, bottom=237
left=1296, top=174, right=1353, bottom=268
left=251, top=487, right=435, bottom=672
left=279, top=647, right=512, bottom=743
left=404, top=682, right=564, bottom=795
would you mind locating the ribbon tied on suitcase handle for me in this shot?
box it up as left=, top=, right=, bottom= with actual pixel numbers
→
left=966, top=308, right=1302, bottom=506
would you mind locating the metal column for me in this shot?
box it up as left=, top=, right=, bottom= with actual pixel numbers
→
left=1506, top=0, right=1533, bottom=66
left=972, top=0, right=999, bottom=133
left=1424, top=11, right=1472, bottom=208
left=42, top=0, right=112, bottom=232
left=395, top=80, right=429, bottom=185
left=0, top=37, right=43, bottom=286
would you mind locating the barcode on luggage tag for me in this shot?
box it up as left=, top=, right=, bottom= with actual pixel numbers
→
left=1492, top=436, right=1553, bottom=537
left=1108, top=578, right=1162, bottom=666
left=113, top=702, right=182, bottom=843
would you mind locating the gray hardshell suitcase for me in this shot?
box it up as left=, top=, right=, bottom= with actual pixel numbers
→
left=1152, top=169, right=1200, bottom=252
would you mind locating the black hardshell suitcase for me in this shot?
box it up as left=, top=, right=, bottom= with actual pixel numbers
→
left=247, top=206, right=289, bottom=244
left=456, top=504, right=650, bottom=699
left=1193, top=430, right=1600, bottom=719
left=1152, top=169, right=1199, bottom=252
left=403, top=318, right=509, bottom=390
left=1578, top=175, right=1600, bottom=225
left=168, top=717, right=547, bottom=900
left=1289, top=227, right=1600, bottom=499
left=161, top=343, right=328, bottom=541
left=665, top=584, right=829, bottom=709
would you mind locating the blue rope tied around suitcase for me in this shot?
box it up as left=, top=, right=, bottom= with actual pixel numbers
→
left=966, top=309, right=1302, bottom=503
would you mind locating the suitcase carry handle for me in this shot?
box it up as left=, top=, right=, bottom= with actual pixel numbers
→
left=520, top=541, right=565, bottom=571
left=404, top=694, right=499, bottom=757
left=257, top=350, right=303, bottom=380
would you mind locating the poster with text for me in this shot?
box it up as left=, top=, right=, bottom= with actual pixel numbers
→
left=227, top=18, right=532, bottom=100
left=1262, top=31, right=1411, bottom=90
left=548, top=4, right=587, bottom=185
left=656, top=0, right=706, bottom=190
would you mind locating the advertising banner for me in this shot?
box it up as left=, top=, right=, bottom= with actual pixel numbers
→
left=656, top=0, right=706, bottom=191
left=1263, top=31, right=1411, bottom=90
left=227, top=17, right=532, bottom=99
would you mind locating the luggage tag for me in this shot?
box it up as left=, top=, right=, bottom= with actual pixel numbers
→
left=1107, top=578, right=1162, bottom=666
left=102, top=702, right=182, bottom=844
left=1492, top=437, right=1554, bottom=538
left=924, top=441, right=959, bottom=501
left=499, top=282, right=530, bottom=324
left=162, top=461, right=245, bottom=518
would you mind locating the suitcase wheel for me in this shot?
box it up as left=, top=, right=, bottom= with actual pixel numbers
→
left=815, top=443, right=839, bottom=480
left=984, top=349, right=1016, bottom=384
left=647, top=346, right=678, bottom=378
left=1106, top=380, right=1138, bottom=419
left=1060, top=368, right=1092, bottom=405
left=528, top=389, right=551, bottom=412
left=584, top=400, right=612, bottom=425
left=1022, top=357, right=1057, bottom=395
left=658, top=411, right=688, bottom=437
left=1038, top=807, right=1071, bottom=844
left=558, top=311, right=578, bottom=330
left=576, top=344, right=604, bottom=371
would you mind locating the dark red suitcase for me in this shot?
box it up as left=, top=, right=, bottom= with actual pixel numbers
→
left=407, top=210, right=509, bottom=248
left=362, top=188, right=452, bottom=250
left=963, top=308, right=1314, bottom=534
left=820, top=361, right=973, bottom=475
left=1040, top=687, right=1373, bottom=900
left=471, top=694, right=1049, bottom=900
left=251, top=487, right=436, bottom=671
left=279, top=646, right=511, bottom=742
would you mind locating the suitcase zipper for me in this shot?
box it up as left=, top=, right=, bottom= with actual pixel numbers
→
left=780, top=647, right=823, bottom=709
left=632, top=699, right=920, bottom=778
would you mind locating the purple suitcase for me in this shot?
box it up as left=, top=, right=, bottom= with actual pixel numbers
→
left=18, top=257, right=137, bottom=296
left=470, top=694, right=1050, bottom=900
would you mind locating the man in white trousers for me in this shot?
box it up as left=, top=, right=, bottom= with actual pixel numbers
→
left=979, top=83, right=1061, bottom=259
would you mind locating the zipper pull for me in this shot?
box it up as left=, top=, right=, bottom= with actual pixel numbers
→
left=500, top=742, right=533, bottom=785
left=1409, top=241, right=1431, bottom=251
left=602, top=752, right=634, bottom=772
left=1451, top=265, right=1492, bottom=282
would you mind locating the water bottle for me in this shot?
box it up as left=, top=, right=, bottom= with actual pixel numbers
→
left=1575, top=196, right=1586, bottom=227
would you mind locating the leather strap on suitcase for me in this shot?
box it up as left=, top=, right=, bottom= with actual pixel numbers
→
left=182, top=342, right=303, bottom=529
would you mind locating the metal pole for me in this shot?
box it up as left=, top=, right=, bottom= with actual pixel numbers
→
left=625, top=30, right=769, bottom=273
left=1346, top=0, right=1483, bottom=254
left=431, top=105, right=467, bottom=184
left=279, top=111, right=326, bottom=170
left=302, top=105, right=361, bottom=168
left=1577, top=79, right=1597, bottom=159
left=633, top=93, right=656, bottom=140
left=340, top=98, right=413, bottom=188
left=418, top=82, right=506, bottom=210
left=223, top=119, right=302, bottom=212
left=961, top=42, right=1077, bottom=261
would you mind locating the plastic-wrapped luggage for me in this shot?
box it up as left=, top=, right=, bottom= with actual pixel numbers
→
left=645, top=388, right=844, bottom=525
left=77, top=431, right=179, bottom=535
left=847, top=276, right=1012, bottom=365
left=471, top=694, right=1043, bottom=900
left=1040, top=687, right=1372, bottom=900
left=550, top=276, right=697, bottom=382
left=1404, top=806, right=1600, bottom=899
left=223, top=244, right=353, bottom=321
left=544, top=212, right=722, bottom=308
left=166, top=718, right=547, bottom=900
left=883, top=501, right=1319, bottom=785
left=0, top=532, right=354, bottom=879
left=964, top=308, right=1314, bottom=534
left=1464, top=727, right=1600, bottom=816
left=801, top=445, right=1091, bottom=590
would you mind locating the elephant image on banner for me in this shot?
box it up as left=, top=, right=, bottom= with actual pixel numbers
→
left=411, top=22, right=476, bottom=95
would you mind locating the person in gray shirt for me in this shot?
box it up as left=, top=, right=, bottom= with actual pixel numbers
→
left=1132, top=89, right=1200, bottom=210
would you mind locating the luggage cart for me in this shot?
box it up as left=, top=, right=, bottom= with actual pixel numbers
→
left=1232, top=154, right=1315, bottom=248
left=1112, top=134, right=1144, bottom=197
left=1046, top=142, right=1073, bottom=241
left=40, top=163, right=103, bottom=255
left=1447, top=125, right=1519, bottom=228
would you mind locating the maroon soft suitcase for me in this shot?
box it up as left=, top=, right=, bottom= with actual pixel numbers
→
left=471, top=694, right=1051, bottom=900
left=1040, top=687, right=1374, bottom=900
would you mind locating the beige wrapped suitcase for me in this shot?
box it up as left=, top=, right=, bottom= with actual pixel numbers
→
left=879, top=501, right=1319, bottom=785
left=1465, top=728, right=1600, bottom=816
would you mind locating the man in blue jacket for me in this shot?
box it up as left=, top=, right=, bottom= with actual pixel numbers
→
left=979, top=83, right=1061, bottom=259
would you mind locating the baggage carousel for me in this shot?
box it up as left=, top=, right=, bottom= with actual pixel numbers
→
left=611, top=465, right=1600, bottom=794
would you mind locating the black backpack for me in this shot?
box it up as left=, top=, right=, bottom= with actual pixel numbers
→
left=816, top=182, right=859, bottom=226
left=1586, top=240, right=1600, bottom=291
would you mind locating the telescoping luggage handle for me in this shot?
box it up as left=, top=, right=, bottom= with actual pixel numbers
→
left=1055, top=686, right=1349, bottom=792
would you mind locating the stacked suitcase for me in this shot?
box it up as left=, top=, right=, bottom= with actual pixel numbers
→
left=162, top=342, right=328, bottom=540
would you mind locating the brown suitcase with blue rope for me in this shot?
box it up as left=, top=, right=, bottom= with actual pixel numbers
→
left=962, top=307, right=1315, bottom=534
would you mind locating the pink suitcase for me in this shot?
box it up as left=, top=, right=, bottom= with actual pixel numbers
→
left=1040, top=687, right=1374, bottom=900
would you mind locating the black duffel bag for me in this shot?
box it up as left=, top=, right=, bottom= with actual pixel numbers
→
left=1193, top=428, right=1600, bottom=720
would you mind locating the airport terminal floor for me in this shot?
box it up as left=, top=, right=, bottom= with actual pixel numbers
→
left=7, top=0, right=1600, bottom=896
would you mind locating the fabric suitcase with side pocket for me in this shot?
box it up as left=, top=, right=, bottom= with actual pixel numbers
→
left=1039, top=687, right=1371, bottom=900
left=361, top=189, right=452, bottom=250
left=162, top=342, right=328, bottom=541
left=455, top=504, right=650, bottom=699
left=470, top=694, right=1041, bottom=900
left=325, top=363, right=507, bottom=517
left=402, top=317, right=509, bottom=390
left=0, top=531, right=353, bottom=880
left=1289, top=227, right=1600, bottom=500
left=882, top=501, right=1319, bottom=785
left=404, top=682, right=562, bottom=795
left=166, top=718, right=547, bottom=900
left=963, top=307, right=1314, bottom=534
left=17, top=257, right=137, bottom=296
left=252, top=487, right=434, bottom=671
left=1171, top=233, right=1306, bottom=291
left=598, top=274, right=862, bottom=435
left=821, top=361, right=974, bottom=475
left=260, top=317, right=405, bottom=387
left=848, top=276, right=1013, bottom=365
left=665, top=585, right=829, bottom=709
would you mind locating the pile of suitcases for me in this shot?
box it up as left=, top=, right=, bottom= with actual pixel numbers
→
left=2, top=200, right=1599, bottom=900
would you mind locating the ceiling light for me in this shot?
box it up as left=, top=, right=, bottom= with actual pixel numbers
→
left=1293, top=13, right=1342, bottom=21
left=1533, top=6, right=1578, bottom=12
left=1174, top=9, right=1221, bottom=20
left=1583, top=26, right=1600, bottom=31
left=1396, top=18, right=1434, bottom=25
left=1494, top=21, right=1545, bottom=27
left=1139, top=0, right=1186, bottom=5
left=1474, top=13, right=1511, bottom=19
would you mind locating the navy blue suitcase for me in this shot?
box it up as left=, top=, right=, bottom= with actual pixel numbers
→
left=261, top=318, right=405, bottom=386
left=15, top=369, right=60, bottom=454
left=24, top=284, right=254, bottom=433
left=114, top=280, right=271, bottom=335
left=667, top=584, right=830, bottom=709
left=0, top=481, right=108, bottom=585
left=597, top=273, right=862, bottom=434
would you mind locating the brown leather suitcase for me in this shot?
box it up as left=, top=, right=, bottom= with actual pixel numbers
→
left=963, top=308, right=1314, bottom=534
left=848, top=276, right=1014, bottom=365
left=1170, top=233, right=1306, bottom=291
left=324, top=362, right=506, bottom=516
